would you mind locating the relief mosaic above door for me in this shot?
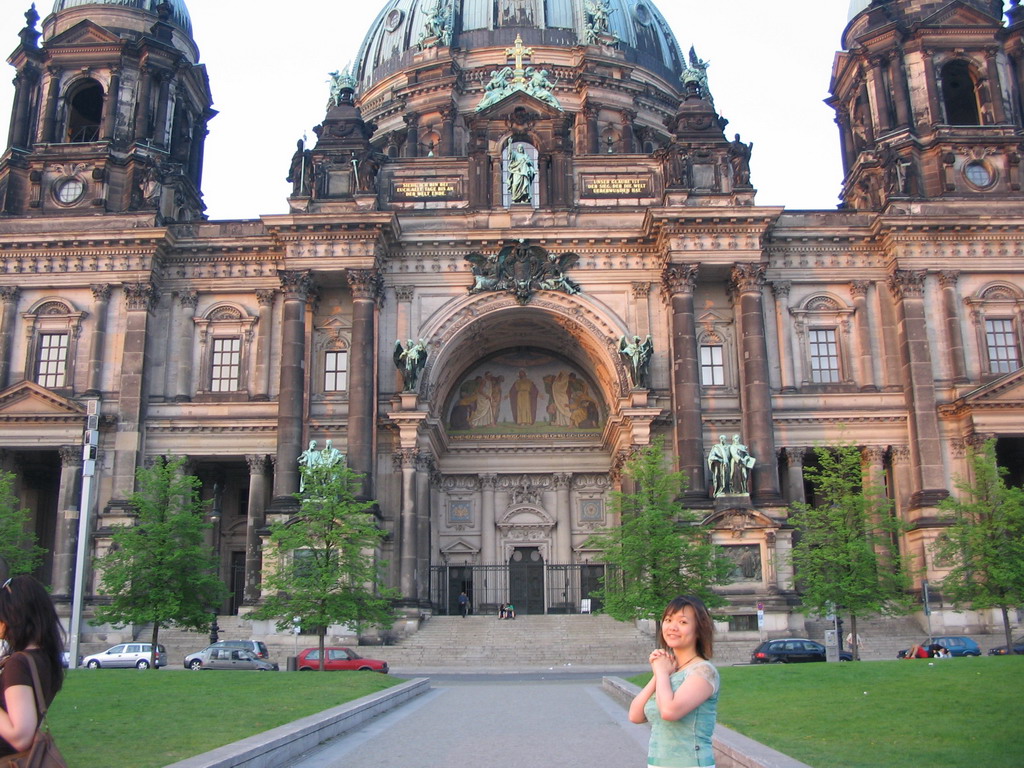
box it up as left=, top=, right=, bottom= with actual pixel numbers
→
left=446, top=350, right=605, bottom=438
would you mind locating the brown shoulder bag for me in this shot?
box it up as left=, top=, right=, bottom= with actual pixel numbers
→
left=0, top=653, right=67, bottom=768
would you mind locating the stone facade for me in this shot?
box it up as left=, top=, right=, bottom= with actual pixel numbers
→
left=1, top=0, right=1023, bottom=637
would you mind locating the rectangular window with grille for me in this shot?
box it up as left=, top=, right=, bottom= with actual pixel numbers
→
left=985, top=318, right=1021, bottom=373
left=699, top=344, right=725, bottom=386
left=211, top=337, right=241, bottom=392
left=808, top=328, right=840, bottom=383
left=37, top=333, right=69, bottom=388
left=324, top=350, right=348, bottom=392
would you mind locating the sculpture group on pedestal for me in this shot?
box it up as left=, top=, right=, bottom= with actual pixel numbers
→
left=708, top=434, right=755, bottom=497
left=618, top=334, right=653, bottom=389
left=297, top=439, right=345, bottom=491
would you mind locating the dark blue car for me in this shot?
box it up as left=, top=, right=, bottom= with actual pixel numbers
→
left=898, top=635, right=981, bottom=658
left=987, top=636, right=1024, bottom=655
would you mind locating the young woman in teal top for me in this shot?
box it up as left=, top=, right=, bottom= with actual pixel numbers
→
left=628, top=595, right=719, bottom=768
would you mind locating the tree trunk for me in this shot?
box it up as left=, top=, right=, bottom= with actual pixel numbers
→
left=318, top=629, right=326, bottom=671
left=150, top=623, right=161, bottom=670
left=1002, top=605, right=1012, bottom=652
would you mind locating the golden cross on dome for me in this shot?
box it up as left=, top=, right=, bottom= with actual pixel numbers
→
left=505, top=34, right=533, bottom=84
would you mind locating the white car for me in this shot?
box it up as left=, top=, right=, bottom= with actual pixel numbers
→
left=187, top=647, right=278, bottom=671
left=82, top=642, right=166, bottom=669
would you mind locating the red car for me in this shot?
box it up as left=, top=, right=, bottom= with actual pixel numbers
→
left=296, top=647, right=389, bottom=673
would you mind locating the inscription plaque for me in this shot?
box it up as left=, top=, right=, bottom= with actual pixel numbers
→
left=580, top=174, right=653, bottom=198
left=391, top=178, right=463, bottom=201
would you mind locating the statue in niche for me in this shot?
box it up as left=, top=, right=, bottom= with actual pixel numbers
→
left=728, top=434, right=755, bottom=495
left=287, top=139, right=312, bottom=196
left=618, top=334, right=654, bottom=389
left=507, top=143, right=536, bottom=203
left=394, top=338, right=429, bottom=391
left=354, top=149, right=384, bottom=193
left=728, top=134, right=753, bottom=187
left=707, top=434, right=730, bottom=497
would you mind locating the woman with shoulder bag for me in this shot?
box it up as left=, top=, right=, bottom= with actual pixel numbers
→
left=0, top=575, right=66, bottom=767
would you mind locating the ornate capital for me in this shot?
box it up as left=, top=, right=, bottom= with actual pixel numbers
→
left=0, top=286, right=21, bottom=305
left=480, top=473, right=498, bottom=490
left=861, top=445, right=887, bottom=465
left=631, top=281, right=651, bottom=299
left=785, top=447, right=807, bottom=468
left=347, top=269, right=382, bottom=301
left=938, top=270, right=960, bottom=289
left=59, top=444, right=82, bottom=467
left=850, top=280, right=870, bottom=299
left=90, top=284, right=112, bottom=303
left=245, top=454, right=268, bottom=474
left=124, top=282, right=156, bottom=312
left=394, top=285, right=415, bottom=302
left=554, top=472, right=573, bottom=488
left=178, top=290, right=198, bottom=309
left=770, top=280, right=791, bottom=300
left=887, top=269, right=926, bottom=300
left=729, top=263, right=766, bottom=295
left=662, top=264, right=698, bottom=296
left=255, top=289, right=276, bottom=307
left=890, top=445, right=910, bottom=464
left=278, top=269, right=314, bottom=301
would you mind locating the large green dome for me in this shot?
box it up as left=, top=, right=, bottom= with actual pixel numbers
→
left=355, top=0, right=684, bottom=89
left=51, top=0, right=192, bottom=33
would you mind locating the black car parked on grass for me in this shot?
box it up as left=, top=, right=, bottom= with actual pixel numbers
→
left=751, top=638, right=853, bottom=663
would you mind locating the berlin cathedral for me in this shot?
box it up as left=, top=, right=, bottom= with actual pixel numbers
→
left=1, top=0, right=1023, bottom=641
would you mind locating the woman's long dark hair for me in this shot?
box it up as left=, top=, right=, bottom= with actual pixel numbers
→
left=0, top=575, right=65, bottom=692
left=658, top=594, right=715, bottom=660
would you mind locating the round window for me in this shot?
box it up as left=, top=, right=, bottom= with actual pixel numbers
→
left=634, top=3, right=652, bottom=25
left=384, top=8, right=403, bottom=32
left=55, top=177, right=85, bottom=204
left=964, top=162, right=993, bottom=188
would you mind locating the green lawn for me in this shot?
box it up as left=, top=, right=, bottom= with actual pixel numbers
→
left=631, top=657, right=1023, bottom=768
left=47, top=670, right=400, bottom=768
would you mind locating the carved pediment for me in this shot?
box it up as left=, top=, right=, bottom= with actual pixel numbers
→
left=498, top=505, right=555, bottom=529
left=47, top=20, right=122, bottom=47
left=0, top=382, right=86, bottom=420
left=440, top=539, right=480, bottom=559
left=947, top=368, right=1024, bottom=411
left=475, top=91, right=564, bottom=122
left=920, top=1, right=1003, bottom=28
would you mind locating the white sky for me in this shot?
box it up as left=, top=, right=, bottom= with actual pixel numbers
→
left=0, top=1, right=965, bottom=220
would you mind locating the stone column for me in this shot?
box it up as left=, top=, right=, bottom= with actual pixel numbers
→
left=40, top=67, right=61, bottom=143
left=152, top=72, right=170, bottom=147
left=584, top=104, right=600, bottom=155
left=889, top=50, right=911, bottom=128
left=835, top=109, right=855, bottom=176
left=397, top=450, right=418, bottom=600
left=554, top=473, right=572, bottom=564
left=9, top=68, right=39, bottom=149
left=271, top=270, right=313, bottom=504
left=173, top=291, right=198, bottom=401
left=919, top=50, right=940, bottom=130
left=253, top=289, right=275, bottom=401
left=134, top=65, right=153, bottom=140
left=731, top=264, right=784, bottom=505
left=620, top=109, right=636, bottom=153
left=0, top=287, right=20, bottom=389
left=440, top=103, right=457, bottom=156
left=887, top=270, right=948, bottom=509
left=51, top=445, right=82, bottom=599
left=785, top=447, right=807, bottom=506
left=770, top=281, right=796, bottom=392
left=86, top=284, right=112, bottom=396
left=862, top=445, right=888, bottom=552
left=100, top=68, right=120, bottom=141
left=984, top=49, right=1007, bottom=125
left=110, top=283, right=155, bottom=501
left=869, top=57, right=892, bottom=133
left=415, top=453, right=433, bottom=601
left=403, top=112, right=419, bottom=158
left=243, top=454, right=268, bottom=605
left=347, top=269, right=380, bottom=501
left=480, top=474, right=497, bottom=566
left=851, top=281, right=878, bottom=392
left=663, top=264, right=706, bottom=499
left=938, top=271, right=968, bottom=383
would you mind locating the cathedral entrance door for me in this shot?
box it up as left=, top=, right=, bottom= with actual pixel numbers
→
left=509, top=547, right=544, bottom=614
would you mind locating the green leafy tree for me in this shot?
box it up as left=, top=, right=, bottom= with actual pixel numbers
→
left=92, top=456, right=226, bottom=668
left=251, top=461, right=396, bottom=670
left=789, top=443, right=912, bottom=659
left=932, top=440, right=1024, bottom=652
left=585, top=440, right=730, bottom=630
left=0, top=471, right=45, bottom=576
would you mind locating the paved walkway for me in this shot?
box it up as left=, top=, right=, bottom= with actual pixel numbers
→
left=288, top=674, right=650, bottom=768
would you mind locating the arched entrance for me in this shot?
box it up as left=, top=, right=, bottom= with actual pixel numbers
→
left=411, top=291, right=654, bottom=615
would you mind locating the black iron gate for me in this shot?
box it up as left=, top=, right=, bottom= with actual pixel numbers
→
left=429, top=563, right=611, bottom=616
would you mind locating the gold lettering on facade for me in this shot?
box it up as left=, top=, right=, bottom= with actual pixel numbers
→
left=581, top=176, right=652, bottom=197
left=394, top=180, right=459, bottom=198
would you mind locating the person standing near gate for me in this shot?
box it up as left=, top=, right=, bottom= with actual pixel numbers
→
left=458, top=591, right=469, bottom=618
left=628, top=595, right=719, bottom=768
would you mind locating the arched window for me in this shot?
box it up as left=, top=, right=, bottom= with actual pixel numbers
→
left=966, top=283, right=1024, bottom=377
left=65, top=78, right=103, bottom=143
left=791, top=295, right=854, bottom=386
left=941, top=60, right=980, bottom=126
left=23, top=298, right=85, bottom=391
left=194, top=304, right=256, bottom=396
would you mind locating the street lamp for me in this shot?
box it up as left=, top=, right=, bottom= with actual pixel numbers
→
left=209, top=482, right=223, bottom=644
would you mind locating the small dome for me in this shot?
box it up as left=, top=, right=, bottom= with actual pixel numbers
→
left=355, top=0, right=684, bottom=89
left=51, top=0, right=192, bottom=34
